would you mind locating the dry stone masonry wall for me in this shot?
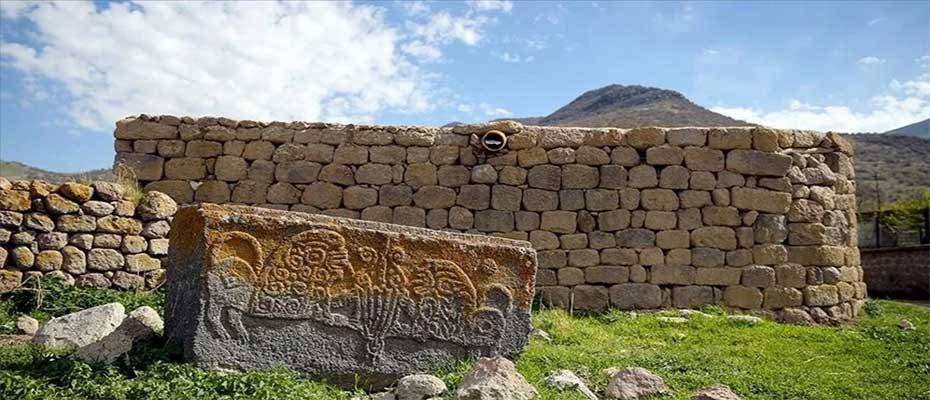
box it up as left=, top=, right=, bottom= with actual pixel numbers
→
left=112, top=114, right=865, bottom=323
left=0, top=178, right=176, bottom=291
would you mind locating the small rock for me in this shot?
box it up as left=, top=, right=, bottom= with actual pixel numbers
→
left=370, top=393, right=397, bottom=400
left=657, top=317, right=688, bottom=324
left=726, top=315, right=762, bottom=325
left=605, top=367, right=669, bottom=400
left=15, top=315, right=39, bottom=335
left=396, top=374, right=446, bottom=400
left=74, top=306, right=163, bottom=363
left=692, top=384, right=741, bottom=400
left=456, top=356, right=537, bottom=400
left=545, top=370, right=598, bottom=400
left=898, top=320, right=916, bottom=331
left=529, top=328, right=552, bottom=342
left=32, top=303, right=125, bottom=351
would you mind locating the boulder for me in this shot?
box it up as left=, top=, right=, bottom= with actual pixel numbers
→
left=605, top=367, right=669, bottom=400
left=32, top=303, right=126, bottom=351
left=455, top=357, right=537, bottom=400
left=75, top=306, right=163, bottom=363
left=395, top=374, right=447, bottom=400
left=165, top=204, right=536, bottom=390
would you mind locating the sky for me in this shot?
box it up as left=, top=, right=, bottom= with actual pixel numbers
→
left=0, top=0, right=928, bottom=172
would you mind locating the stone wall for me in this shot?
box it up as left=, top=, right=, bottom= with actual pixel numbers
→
left=112, top=114, right=865, bottom=322
left=0, top=178, right=176, bottom=292
left=861, top=245, right=929, bottom=299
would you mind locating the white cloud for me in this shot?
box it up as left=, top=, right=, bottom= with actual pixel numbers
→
left=712, top=69, right=930, bottom=133
left=457, top=102, right=511, bottom=118
left=496, top=52, right=533, bottom=63
left=0, top=1, right=36, bottom=18
left=858, top=56, right=885, bottom=66
left=468, top=0, right=513, bottom=13
left=701, top=48, right=719, bottom=57
left=0, top=1, right=451, bottom=130
left=402, top=40, right=442, bottom=63
left=867, top=17, right=885, bottom=26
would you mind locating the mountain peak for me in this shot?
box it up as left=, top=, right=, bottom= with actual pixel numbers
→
left=509, top=84, right=752, bottom=128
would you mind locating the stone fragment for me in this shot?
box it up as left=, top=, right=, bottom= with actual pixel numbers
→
left=33, top=303, right=126, bottom=351
left=75, top=306, right=164, bottom=363
left=16, top=315, right=39, bottom=335
left=439, top=361, right=532, bottom=400
left=684, top=147, right=725, bottom=171
left=396, top=374, right=447, bottom=400
left=545, top=370, right=598, bottom=400
left=82, top=201, right=115, bottom=217
left=166, top=204, right=536, bottom=389
left=605, top=367, right=669, bottom=400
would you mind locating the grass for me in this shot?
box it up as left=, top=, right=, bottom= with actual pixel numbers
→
left=0, top=281, right=928, bottom=400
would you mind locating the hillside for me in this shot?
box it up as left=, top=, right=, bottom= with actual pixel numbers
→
left=509, top=84, right=754, bottom=128
left=843, top=134, right=930, bottom=207
left=883, top=118, right=929, bottom=139
left=0, top=160, right=111, bottom=183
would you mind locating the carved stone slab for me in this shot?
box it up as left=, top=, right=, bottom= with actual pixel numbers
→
left=165, top=204, right=537, bottom=389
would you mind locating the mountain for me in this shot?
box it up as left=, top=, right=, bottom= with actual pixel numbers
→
left=883, top=118, right=929, bottom=138
left=0, top=160, right=112, bottom=183
left=508, top=84, right=753, bottom=128
left=501, top=84, right=928, bottom=206
left=844, top=134, right=930, bottom=208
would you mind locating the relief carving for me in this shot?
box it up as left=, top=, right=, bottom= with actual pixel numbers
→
left=205, top=227, right=513, bottom=362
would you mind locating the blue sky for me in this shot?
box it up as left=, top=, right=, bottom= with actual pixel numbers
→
left=0, top=0, right=928, bottom=172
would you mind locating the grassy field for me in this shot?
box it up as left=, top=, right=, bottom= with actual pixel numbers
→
left=0, top=282, right=928, bottom=400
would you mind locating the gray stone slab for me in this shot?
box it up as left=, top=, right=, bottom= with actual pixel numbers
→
left=165, top=204, right=537, bottom=389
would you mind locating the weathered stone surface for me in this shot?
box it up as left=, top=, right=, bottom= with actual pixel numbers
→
left=396, top=374, right=447, bottom=400
left=456, top=357, right=537, bottom=400
left=75, top=306, right=163, bottom=363
left=166, top=204, right=536, bottom=389
left=138, top=191, right=178, bottom=220
left=605, top=367, right=669, bottom=400
left=33, top=303, right=126, bottom=351
left=731, top=188, right=791, bottom=214
left=692, top=384, right=741, bottom=400
left=726, top=150, right=792, bottom=176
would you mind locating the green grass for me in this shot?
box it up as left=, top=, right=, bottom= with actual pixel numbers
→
left=1, top=281, right=928, bottom=400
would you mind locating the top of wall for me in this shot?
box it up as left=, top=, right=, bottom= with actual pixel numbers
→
left=114, top=114, right=854, bottom=155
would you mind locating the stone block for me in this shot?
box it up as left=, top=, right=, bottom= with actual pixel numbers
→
left=726, top=150, right=792, bottom=176
left=609, top=283, right=662, bottom=310
left=475, top=209, right=514, bottom=232
left=627, top=165, right=658, bottom=188
left=742, top=265, right=776, bottom=288
left=585, top=266, right=629, bottom=284
left=732, top=188, right=792, bottom=214
left=165, top=204, right=536, bottom=389
left=572, top=285, right=609, bottom=312
left=558, top=267, right=585, bottom=286
left=561, top=165, right=598, bottom=189
left=804, top=285, right=839, bottom=306
left=724, top=286, right=763, bottom=309
left=164, top=158, right=206, bottom=180
left=115, top=153, right=165, bottom=181
left=527, top=165, right=561, bottom=190
left=683, top=147, right=724, bottom=171
left=540, top=211, right=576, bottom=234
left=651, top=265, right=695, bottom=285
left=616, top=228, right=655, bottom=248
left=521, top=189, right=558, bottom=211
left=414, top=186, right=457, bottom=209
left=672, top=286, right=714, bottom=308
left=457, top=185, right=491, bottom=210
left=763, top=287, right=803, bottom=309
left=196, top=181, right=232, bottom=203
left=691, top=226, right=737, bottom=250
left=695, top=268, right=741, bottom=286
